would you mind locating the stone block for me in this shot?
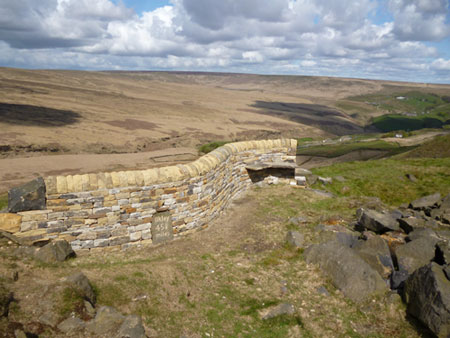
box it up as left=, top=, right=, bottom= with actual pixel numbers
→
left=130, top=231, right=142, bottom=242
left=89, top=174, right=98, bottom=191
left=0, top=213, right=22, bottom=233
left=72, top=175, right=83, bottom=193
left=81, top=175, right=90, bottom=191
left=118, top=171, right=128, bottom=187
left=45, top=176, right=57, bottom=195
left=110, top=172, right=121, bottom=188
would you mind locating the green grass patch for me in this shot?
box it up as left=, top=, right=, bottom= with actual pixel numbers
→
left=312, top=157, right=450, bottom=206
left=198, top=141, right=230, bottom=154
left=346, top=90, right=450, bottom=132
left=56, top=286, right=86, bottom=318
left=297, top=140, right=406, bottom=158
left=398, top=134, right=450, bottom=159
left=0, top=193, right=7, bottom=210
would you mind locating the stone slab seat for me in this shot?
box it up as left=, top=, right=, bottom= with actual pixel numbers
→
left=245, top=161, right=298, bottom=171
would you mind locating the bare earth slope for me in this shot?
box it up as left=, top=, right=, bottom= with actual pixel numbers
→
left=1, top=68, right=449, bottom=191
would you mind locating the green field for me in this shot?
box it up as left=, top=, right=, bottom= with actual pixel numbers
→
left=343, top=91, right=450, bottom=132
left=311, top=157, right=450, bottom=206
left=297, top=140, right=412, bottom=158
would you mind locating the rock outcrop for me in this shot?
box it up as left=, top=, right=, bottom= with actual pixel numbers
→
left=305, top=240, right=388, bottom=302
left=8, top=177, right=46, bottom=213
left=404, top=263, right=450, bottom=338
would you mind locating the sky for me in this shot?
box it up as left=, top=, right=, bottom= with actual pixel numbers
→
left=0, top=0, right=450, bottom=84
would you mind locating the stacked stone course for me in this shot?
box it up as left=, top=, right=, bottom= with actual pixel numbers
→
left=14, top=139, right=297, bottom=250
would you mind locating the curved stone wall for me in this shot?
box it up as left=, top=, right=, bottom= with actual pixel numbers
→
left=15, top=139, right=297, bottom=250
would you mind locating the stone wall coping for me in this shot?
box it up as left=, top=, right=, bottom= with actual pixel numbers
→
left=45, top=139, right=297, bottom=194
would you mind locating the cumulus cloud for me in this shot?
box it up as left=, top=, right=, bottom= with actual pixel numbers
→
left=0, top=0, right=449, bottom=83
left=389, top=0, right=450, bottom=41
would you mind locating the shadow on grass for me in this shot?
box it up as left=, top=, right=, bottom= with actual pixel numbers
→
left=0, top=103, right=81, bottom=127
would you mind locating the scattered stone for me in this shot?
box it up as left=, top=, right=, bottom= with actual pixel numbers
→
left=0, top=230, right=24, bottom=246
left=318, top=176, right=332, bottom=185
left=289, top=216, right=307, bottom=225
left=295, top=168, right=312, bottom=176
left=305, top=240, right=387, bottom=302
left=334, top=175, right=346, bottom=182
left=57, top=316, right=86, bottom=334
left=38, top=311, right=60, bottom=327
left=353, top=236, right=394, bottom=280
left=316, top=286, right=330, bottom=296
left=308, top=189, right=334, bottom=198
left=117, top=315, right=147, bottom=338
left=406, top=174, right=418, bottom=182
left=306, top=174, right=318, bottom=185
left=8, top=177, right=46, bottom=213
left=0, top=213, right=22, bottom=233
left=84, top=300, right=96, bottom=317
left=395, top=236, right=439, bottom=275
left=261, top=303, right=295, bottom=320
left=86, top=306, right=125, bottom=335
left=404, top=263, right=450, bottom=337
left=34, top=240, right=75, bottom=263
left=356, top=208, right=400, bottom=234
left=286, top=231, right=304, bottom=248
left=64, top=272, right=96, bottom=305
left=295, top=176, right=306, bottom=186
left=409, top=193, right=441, bottom=211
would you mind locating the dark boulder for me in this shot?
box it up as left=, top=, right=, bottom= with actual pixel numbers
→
left=64, top=272, right=96, bottom=305
left=409, top=193, right=441, bottom=211
left=34, top=240, right=75, bottom=263
left=8, top=177, right=46, bottom=213
left=404, top=262, right=450, bottom=337
left=356, top=208, right=400, bottom=234
left=395, top=236, right=439, bottom=275
left=436, top=241, right=450, bottom=266
left=390, top=269, right=409, bottom=290
left=305, top=240, right=387, bottom=302
left=406, top=228, right=439, bottom=242
left=353, top=236, right=394, bottom=280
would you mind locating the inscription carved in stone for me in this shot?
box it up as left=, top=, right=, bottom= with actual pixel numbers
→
left=151, top=211, right=173, bottom=244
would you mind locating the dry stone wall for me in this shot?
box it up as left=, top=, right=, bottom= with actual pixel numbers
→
left=14, top=139, right=297, bottom=250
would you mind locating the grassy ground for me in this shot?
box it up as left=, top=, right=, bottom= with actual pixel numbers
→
left=0, top=193, right=7, bottom=210
left=2, top=155, right=449, bottom=337
left=311, top=157, right=450, bottom=206
left=296, top=140, right=413, bottom=158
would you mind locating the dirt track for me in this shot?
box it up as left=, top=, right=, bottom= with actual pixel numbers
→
left=0, top=147, right=197, bottom=192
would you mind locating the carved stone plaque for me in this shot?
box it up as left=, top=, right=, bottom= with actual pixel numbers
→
left=151, top=211, right=173, bottom=244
